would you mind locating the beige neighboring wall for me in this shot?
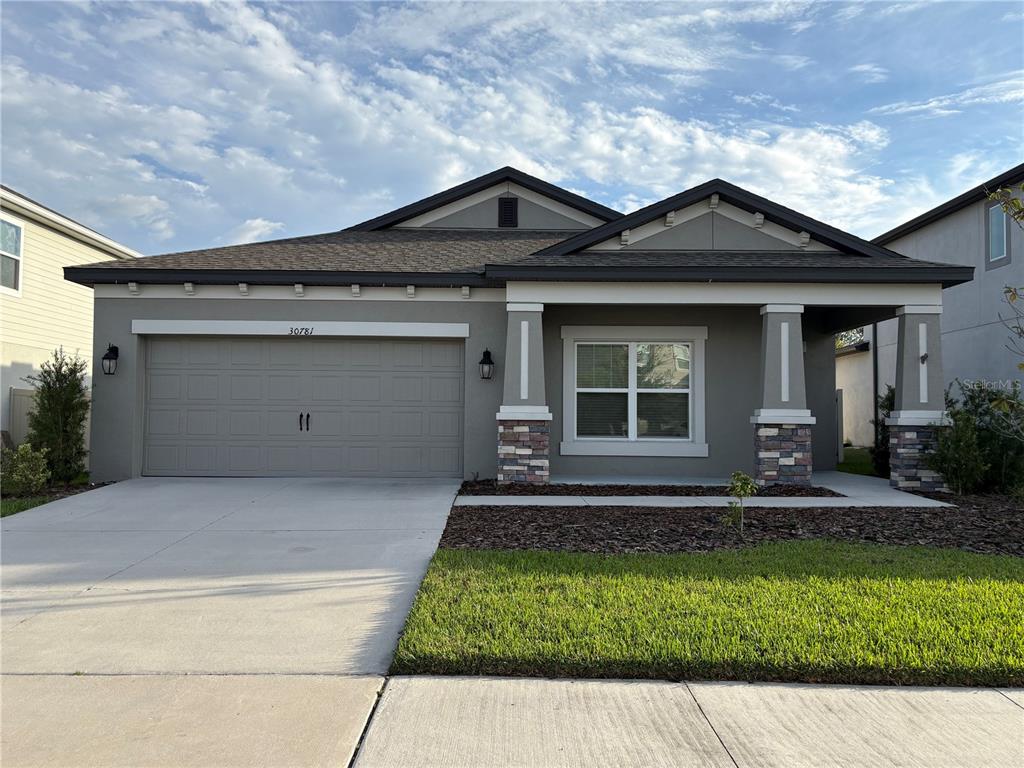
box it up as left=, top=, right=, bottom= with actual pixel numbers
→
left=835, top=340, right=875, bottom=448
left=0, top=187, right=138, bottom=442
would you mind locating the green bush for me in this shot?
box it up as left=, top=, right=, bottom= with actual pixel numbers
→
left=868, top=385, right=895, bottom=477
left=1, top=444, right=50, bottom=496
left=25, top=348, right=90, bottom=483
left=955, top=380, right=1024, bottom=493
left=929, top=410, right=988, bottom=495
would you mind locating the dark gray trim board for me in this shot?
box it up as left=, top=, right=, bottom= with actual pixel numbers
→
left=874, top=162, right=1024, bottom=245
left=984, top=199, right=1013, bottom=271
left=485, top=264, right=974, bottom=287
left=64, top=267, right=499, bottom=288
left=348, top=166, right=622, bottom=230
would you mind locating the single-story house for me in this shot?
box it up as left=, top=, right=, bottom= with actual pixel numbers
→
left=65, top=167, right=972, bottom=488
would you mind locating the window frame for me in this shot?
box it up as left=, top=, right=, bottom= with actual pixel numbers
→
left=0, top=211, right=25, bottom=297
left=985, top=200, right=1011, bottom=270
left=560, top=326, right=708, bottom=457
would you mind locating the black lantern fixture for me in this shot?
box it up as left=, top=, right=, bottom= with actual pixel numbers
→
left=101, top=344, right=119, bottom=376
left=478, top=349, right=495, bottom=380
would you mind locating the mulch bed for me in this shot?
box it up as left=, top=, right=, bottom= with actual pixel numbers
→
left=1, top=482, right=113, bottom=504
left=441, top=495, right=1024, bottom=557
left=458, top=480, right=841, bottom=498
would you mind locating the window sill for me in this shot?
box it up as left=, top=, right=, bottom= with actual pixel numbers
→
left=985, top=255, right=1011, bottom=271
left=560, top=439, right=709, bottom=457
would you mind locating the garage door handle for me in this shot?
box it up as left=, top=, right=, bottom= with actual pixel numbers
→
left=305, top=412, right=310, bottom=432
left=299, top=412, right=304, bottom=432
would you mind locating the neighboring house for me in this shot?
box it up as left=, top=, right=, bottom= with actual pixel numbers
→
left=836, top=163, right=1024, bottom=446
left=1, top=186, right=139, bottom=445
left=65, top=167, right=970, bottom=489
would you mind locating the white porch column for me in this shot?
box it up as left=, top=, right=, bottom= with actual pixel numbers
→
left=750, top=304, right=815, bottom=486
left=886, top=305, right=948, bottom=491
left=496, top=303, right=551, bottom=484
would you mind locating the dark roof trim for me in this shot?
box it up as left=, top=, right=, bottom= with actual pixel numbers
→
left=836, top=341, right=871, bottom=358
left=484, top=263, right=973, bottom=288
left=64, top=267, right=499, bottom=289
left=531, top=178, right=909, bottom=261
left=348, top=166, right=622, bottom=230
left=873, top=162, right=1024, bottom=245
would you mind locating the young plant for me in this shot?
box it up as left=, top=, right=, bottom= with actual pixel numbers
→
left=24, top=348, right=90, bottom=484
left=723, top=470, right=758, bottom=535
left=928, top=410, right=988, bottom=496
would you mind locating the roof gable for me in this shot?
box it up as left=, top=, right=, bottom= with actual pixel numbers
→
left=533, top=179, right=905, bottom=261
left=348, top=167, right=621, bottom=231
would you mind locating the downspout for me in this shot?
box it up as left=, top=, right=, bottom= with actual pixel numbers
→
left=871, top=322, right=879, bottom=448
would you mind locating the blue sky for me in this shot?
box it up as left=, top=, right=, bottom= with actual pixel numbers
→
left=1, top=1, right=1022, bottom=255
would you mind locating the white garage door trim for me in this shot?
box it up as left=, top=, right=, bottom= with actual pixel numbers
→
left=132, top=319, right=470, bottom=338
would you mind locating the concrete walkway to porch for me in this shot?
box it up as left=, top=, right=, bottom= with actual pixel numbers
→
left=454, top=471, right=953, bottom=508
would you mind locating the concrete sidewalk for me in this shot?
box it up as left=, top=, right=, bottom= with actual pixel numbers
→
left=455, top=471, right=952, bottom=508
left=353, top=677, right=1024, bottom=768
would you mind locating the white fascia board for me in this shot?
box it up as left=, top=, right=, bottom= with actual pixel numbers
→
left=507, top=302, right=544, bottom=313
left=588, top=204, right=708, bottom=250
left=395, top=182, right=604, bottom=228
left=96, top=285, right=506, bottom=302
left=560, top=325, right=708, bottom=341
left=509, top=281, right=943, bottom=307
left=761, top=304, right=804, bottom=314
left=1, top=189, right=141, bottom=260
left=559, top=439, right=709, bottom=457
left=131, top=320, right=471, bottom=338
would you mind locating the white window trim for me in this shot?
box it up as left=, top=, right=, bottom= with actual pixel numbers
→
left=0, top=211, right=26, bottom=297
left=131, top=319, right=470, bottom=338
left=560, top=325, right=707, bottom=457
left=986, top=201, right=1010, bottom=265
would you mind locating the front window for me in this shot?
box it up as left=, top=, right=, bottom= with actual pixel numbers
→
left=575, top=341, right=691, bottom=440
left=1, top=218, right=22, bottom=292
left=987, top=203, right=1009, bottom=263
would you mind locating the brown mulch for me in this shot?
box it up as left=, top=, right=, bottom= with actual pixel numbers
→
left=458, top=480, right=841, bottom=498
left=441, top=496, right=1024, bottom=557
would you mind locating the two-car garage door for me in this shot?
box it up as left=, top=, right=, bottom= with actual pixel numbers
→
left=143, top=337, right=464, bottom=477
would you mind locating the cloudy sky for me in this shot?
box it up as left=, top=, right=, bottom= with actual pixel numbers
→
left=1, top=1, right=1022, bottom=255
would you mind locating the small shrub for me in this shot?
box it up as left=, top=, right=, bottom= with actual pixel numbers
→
left=929, top=411, right=988, bottom=495
left=868, top=385, right=895, bottom=477
left=723, top=470, right=758, bottom=535
left=955, top=380, right=1024, bottom=493
left=25, top=348, right=90, bottom=484
left=1, top=444, right=50, bottom=496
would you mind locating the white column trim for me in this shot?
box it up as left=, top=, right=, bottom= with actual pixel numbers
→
left=520, top=320, right=529, bottom=400
left=918, top=322, right=928, bottom=404
left=750, top=409, right=816, bottom=425
left=780, top=321, right=790, bottom=403
left=896, top=305, right=942, bottom=315
left=761, top=304, right=804, bottom=314
left=131, top=320, right=471, bottom=338
left=886, top=410, right=949, bottom=426
left=507, top=302, right=544, bottom=313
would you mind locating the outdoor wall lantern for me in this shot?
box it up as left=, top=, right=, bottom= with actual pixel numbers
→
left=101, top=344, right=119, bottom=376
left=478, top=349, right=495, bottom=380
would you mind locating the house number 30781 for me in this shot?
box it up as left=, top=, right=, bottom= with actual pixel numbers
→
left=288, top=327, right=314, bottom=336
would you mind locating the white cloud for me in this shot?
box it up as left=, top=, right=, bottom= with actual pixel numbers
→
left=733, top=92, right=800, bottom=113
left=849, top=63, right=889, bottom=84
left=870, top=75, right=1024, bottom=117
left=223, top=218, right=285, bottom=245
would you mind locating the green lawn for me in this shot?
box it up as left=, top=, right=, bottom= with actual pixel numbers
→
left=837, top=446, right=879, bottom=477
left=1, top=496, right=49, bottom=517
left=393, top=541, right=1024, bottom=686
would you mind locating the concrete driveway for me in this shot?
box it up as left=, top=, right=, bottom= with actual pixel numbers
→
left=1, top=477, right=457, bottom=767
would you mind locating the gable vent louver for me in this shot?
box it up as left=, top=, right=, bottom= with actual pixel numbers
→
left=498, top=197, right=519, bottom=228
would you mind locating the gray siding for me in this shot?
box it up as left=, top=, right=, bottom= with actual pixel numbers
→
left=619, top=212, right=799, bottom=251
left=422, top=195, right=589, bottom=230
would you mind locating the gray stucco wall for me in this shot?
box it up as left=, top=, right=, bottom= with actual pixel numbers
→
left=879, top=198, right=1023, bottom=390
left=88, top=297, right=506, bottom=482
left=541, top=305, right=837, bottom=478
left=617, top=212, right=803, bottom=251
left=421, top=194, right=589, bottom=230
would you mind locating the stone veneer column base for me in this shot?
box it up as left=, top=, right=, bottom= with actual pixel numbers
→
left=497, top=420, right=550, bottom=484
left=753, top=424, right=813, bottom=486
left=889, top=425, right=948, bottom=492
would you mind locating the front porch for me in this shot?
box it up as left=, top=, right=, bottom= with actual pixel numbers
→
left=493, top=284, right=951, bottom=490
